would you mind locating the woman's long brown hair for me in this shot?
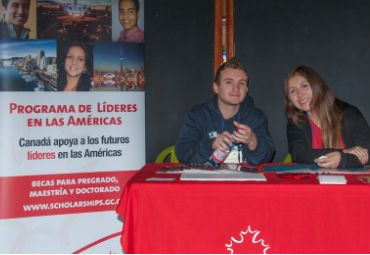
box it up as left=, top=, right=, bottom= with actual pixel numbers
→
left=284, top=65, right=344, bottom=148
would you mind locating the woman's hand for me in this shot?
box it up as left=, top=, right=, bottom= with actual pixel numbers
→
left=343, top=146, right=369, bottom=165
left=314, top=151, right=341, bottom=168
left=211, top=131, right=233, bottom=152
left=233, top=121, right=258, bottom=150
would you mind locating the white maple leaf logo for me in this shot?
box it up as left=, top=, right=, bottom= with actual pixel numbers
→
left=225, top=226, right=271, bottom=254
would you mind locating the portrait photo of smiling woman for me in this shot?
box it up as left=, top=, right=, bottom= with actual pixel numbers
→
left=57, top=40, right=93, bottom=91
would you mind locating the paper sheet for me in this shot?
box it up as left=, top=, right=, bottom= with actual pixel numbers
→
left=317, top=175, right=347, bottom=184
left=180, top=172, right=266, bottom=181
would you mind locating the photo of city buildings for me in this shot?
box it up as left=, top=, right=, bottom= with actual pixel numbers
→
left=93, top=42, right=144, bottom=91
left=37, top=0, right=112, bottom=41
left=0, top=39, right=57, bottom=91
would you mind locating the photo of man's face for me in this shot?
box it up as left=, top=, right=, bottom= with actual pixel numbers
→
left=119, top=0, right=139, bottom=31
left=2, top=0, right=30, bottom=27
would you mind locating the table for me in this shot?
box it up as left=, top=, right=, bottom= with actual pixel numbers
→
left=116, top=163, right=370, bottom=254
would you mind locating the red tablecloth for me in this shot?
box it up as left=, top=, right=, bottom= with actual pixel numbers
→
left=116, top=163, right=370, bottom=254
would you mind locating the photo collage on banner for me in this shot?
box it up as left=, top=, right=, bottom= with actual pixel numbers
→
left=0, top=0, right=145, bottom=253
left=0, top=0, right=145, bottom=92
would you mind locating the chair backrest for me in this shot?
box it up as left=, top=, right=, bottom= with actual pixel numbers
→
left=283, top=153, right=292, bottom=163
left=155, top=145, right=180, bottom=163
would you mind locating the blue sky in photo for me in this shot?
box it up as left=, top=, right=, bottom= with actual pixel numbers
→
left=0, top=40, right=56, bottom=58
left=93, top=42, right=144, bottom=71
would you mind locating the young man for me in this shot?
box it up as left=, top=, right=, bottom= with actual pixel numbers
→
left=0, top=0, right=30, bottom=39
left=118, top=0, right=144, bottom=43
left=175, top=57, right=275, bottom=165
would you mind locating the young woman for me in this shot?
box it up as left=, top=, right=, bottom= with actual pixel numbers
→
left=284, top=65, right=370, bottom=168
left=58, top=41, right=92, bottom=91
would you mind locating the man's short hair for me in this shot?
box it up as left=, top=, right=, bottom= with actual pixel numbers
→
left=2, top=0, right=30, bottom=8
left=119, top=0, right=140, bottom=11
left=2, top=0, right=9, bottom=7
left=214, top=57, right=248, bottom=85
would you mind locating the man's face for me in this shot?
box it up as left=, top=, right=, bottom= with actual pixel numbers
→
left=213, top=68, right=248, bottom=106
left=119, top=0, right=139, bottom=31
left=2, top=0, right=30, bottom=27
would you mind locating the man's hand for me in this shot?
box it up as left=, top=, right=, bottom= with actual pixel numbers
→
left=233, top=121, right=258, bottom=150
left=211, top=131, right=233, bottom=152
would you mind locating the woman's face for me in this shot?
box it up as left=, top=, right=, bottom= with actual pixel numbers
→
left=64, top=46, right=86, bottom=78
left=287, top=74, right=313, bottom=114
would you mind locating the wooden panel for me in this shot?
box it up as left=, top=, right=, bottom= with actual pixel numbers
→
left=214, top=0, right=223, bottom=74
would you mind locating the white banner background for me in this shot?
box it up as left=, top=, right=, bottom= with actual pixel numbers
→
left=0, top=92, right=145, bottom=253
left=0, top=92, right=145, bottom=176
left=0, top=211, right=123, bottom=253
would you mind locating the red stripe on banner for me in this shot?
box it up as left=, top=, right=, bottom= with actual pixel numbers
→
left=0, top=170, right=137, bottom=219
left=72, top=232, right=122, bottom=254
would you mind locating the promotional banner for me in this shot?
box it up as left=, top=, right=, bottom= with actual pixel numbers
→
left=0, top=0, right=145, bottom=253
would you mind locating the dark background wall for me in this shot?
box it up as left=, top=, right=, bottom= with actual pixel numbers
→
left=234, top=0, right=370, bottom=162
left=144, top=0, right=214, bottom=163
left=145, top=0, right=370, bottom=163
